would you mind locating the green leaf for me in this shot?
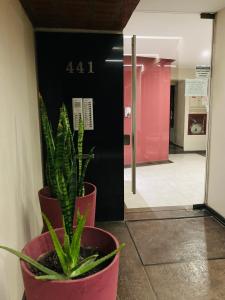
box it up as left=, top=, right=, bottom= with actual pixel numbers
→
left=61, top=104, right=73, bottom=150
left=68, top=155, right=77, bottom=212
left=70, top=213, right=86, bottom=268
left=42, top=213, right=68, bottom=275
left=77, top=119, right=84, bottom=181
left=73, top=254, right=98, bottom=270
left=69, top=243, right=125, bottom=279
left=55, top=169, right=74, bottom=242
left=0, top=245, right=60, bottom=277
left=62, top=218, right=72, bottom=266
left=61, top=104, right=74, bottom=183
left=39, top=94, right=57, bottom=196
left=78, top=146, right=95, bottom=197
left=55, top=119, right=66, bottom=170
left=63, top=229, right=71, bottom=256
left=35, top=274, right=66, bottom=281
left=39, top=94, right=55, bottom=156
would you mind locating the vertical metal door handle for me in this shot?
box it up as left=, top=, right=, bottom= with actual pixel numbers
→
left=132, top=35, right=137, bottom=194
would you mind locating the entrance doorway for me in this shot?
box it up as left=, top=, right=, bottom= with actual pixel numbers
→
left=123, top=12, right=213, bottom=211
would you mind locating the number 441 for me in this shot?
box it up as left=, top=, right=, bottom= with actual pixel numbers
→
left=66, top=61, right=94, bottom=74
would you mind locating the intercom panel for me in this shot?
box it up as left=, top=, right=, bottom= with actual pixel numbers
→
left=72, top=98, right=83, bottom=130
left=72, top=98, right=94, bottom=131
left=83, top=98, right=94, bottom=130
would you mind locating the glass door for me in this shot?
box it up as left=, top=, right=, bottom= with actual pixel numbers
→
left=123, top=15, right=213, bottom=209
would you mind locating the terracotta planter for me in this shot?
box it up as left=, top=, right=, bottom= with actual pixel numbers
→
left=38, top=182, right=96, bottom=228
left=21, top=227, right=120, bottom=300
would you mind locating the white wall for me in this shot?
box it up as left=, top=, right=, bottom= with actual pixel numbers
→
left=0, top=1, right=43, bottom=299
left=207, top=8, right=225, bottom=217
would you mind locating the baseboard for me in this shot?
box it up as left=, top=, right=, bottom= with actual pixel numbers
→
left=124, top=160, right=172, bottom=168
left=193, top=203, right=225, bottom=227
left=205, top=205, right=225, bottom=226
left=193, top=204, right=206, bottom=210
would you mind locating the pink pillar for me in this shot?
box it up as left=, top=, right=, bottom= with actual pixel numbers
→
left=124, top=56, right=172, bottom=165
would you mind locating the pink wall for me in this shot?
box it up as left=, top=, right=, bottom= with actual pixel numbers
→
left=124, top=56, right=171, bottom=165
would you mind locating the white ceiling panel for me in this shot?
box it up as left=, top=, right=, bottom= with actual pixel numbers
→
left=123, top=12, right=213, bottom=68
left=137, top=0, right=225, bottom=13
left=124, top=38, right=179, bottom=61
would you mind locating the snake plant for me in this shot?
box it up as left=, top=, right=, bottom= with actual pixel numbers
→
left=0, top=95, right=125, bottom=280
left=0, top=213, right=125, bottom=280
left=39, top=95, right=94, bottom=241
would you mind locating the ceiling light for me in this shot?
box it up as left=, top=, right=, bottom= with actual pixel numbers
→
left=112, top=46, right=123, bottom=50
left=105, top=59, right=123, bottom=62
left=124, top=53, right=159, bottom=58
left=201, top=50, right=210, bottom=58
left=164, top=65, right=177, bottom=68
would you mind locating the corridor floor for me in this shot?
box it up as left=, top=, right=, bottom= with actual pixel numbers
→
left=124, top=154, right=206, bottom=208
left=99, top=208, right=225, bottom=300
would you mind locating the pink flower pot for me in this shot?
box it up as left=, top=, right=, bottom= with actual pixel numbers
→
left=38, top=182, right=96, bottom=228
left=21, top=226, right=120, bottom=300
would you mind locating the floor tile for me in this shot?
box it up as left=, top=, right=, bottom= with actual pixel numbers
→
left=98, top=222, right=157, bottom=300
left=124, top=181, right=149, bottom=208
left=146, top=259, right=225, bottom=300
left=125, top=205, right=194, bottom=212
left=124, top=153, right=206, bottom=208
left=127, top=217, right=225, bottom=265
left=125, top=208, right=210, bottom=221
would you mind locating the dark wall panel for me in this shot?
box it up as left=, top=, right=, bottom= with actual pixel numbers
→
left=36, top=32, right=124, bottom=221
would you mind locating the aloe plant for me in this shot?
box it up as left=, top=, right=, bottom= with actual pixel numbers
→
left=39, top=95, right=94, bottom=241
left=0, top=213, right=125, bottom=280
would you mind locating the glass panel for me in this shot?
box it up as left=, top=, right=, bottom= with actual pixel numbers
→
left=123, top=13, right=213, bottom=208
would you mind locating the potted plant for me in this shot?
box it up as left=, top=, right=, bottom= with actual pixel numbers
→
left=38, top=95, right=96, bottom=228
left=0, top=215, right=124, bottom=300
left=0, top=128, right=124, bottom=299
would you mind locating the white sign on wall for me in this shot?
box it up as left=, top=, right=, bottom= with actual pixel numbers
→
left=185, top=79, right=208, bottom=97
left=196, top=65, right=210, bottom=79
left=189, top=96, right=207, bottom=114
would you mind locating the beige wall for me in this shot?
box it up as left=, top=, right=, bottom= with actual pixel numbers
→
left=171, top=67, right=196, bottom=81
left=0, top=1, right=43, bottom=299
left=207, top=8, right=225, bottom=217
left=173, top=81, right=185, bottom=147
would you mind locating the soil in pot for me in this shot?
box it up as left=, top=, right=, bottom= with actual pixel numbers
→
left=30, top=246, right=113, bottom=279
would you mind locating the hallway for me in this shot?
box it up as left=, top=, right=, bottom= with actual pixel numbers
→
left=100, top=208, right=225, bottom=300
left=124, top=153, right=206, bottom=208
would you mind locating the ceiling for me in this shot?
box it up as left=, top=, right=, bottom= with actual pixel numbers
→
left=136, top=0, right=225, bottom=13
left=123, top=12, right=213, bottom=69
left=19, top=0, right=140, bottom=31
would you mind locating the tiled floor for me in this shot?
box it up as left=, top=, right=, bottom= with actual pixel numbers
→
left=169, top=143, right=206, bottom=156
left=124, top=153, right=206, bottom=208
left=99, top=210, right=225, bottom=300
left=124, top=206, right=209, bottom=221
left=127, top=217, right=225, bottom=265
